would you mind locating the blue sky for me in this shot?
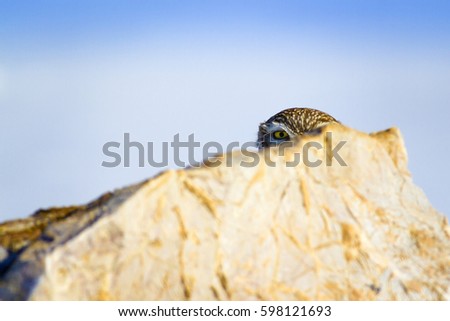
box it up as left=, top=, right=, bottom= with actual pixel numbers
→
left=0, top=0, right=449, bottom=220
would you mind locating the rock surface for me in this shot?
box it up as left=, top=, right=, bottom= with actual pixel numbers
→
left=0, top=124, right=449, bottom=300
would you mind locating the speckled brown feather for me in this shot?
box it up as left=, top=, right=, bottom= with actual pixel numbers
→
left=258, top=107, right=338, bottom=148
left=266, top=108, right=338, bottom=135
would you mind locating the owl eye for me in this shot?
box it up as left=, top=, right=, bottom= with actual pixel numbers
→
left=272, top=131, right=289, bottom=139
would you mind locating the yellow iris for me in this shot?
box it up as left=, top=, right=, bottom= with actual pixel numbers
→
left=273, top=131, right=288, bottom=139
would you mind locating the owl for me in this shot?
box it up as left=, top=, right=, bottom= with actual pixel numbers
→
left=257, top=107, right=338, bottom=149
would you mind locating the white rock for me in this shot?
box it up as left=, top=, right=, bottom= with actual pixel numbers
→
left=1, top=124, right=449, bottom=300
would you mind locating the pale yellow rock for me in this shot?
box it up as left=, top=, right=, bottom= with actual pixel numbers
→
left=0, top=247, right=6, bottom=262
left=1, top=125, right=449, bottom=300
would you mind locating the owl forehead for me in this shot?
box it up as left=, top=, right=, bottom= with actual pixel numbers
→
left=268, top=108, right=337, bottom=133
left=266, top=112, right=302, bottom=133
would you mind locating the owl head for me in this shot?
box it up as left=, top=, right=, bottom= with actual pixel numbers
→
left=257, top=107, right=338, bottom=149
